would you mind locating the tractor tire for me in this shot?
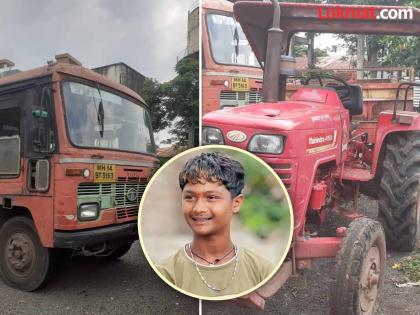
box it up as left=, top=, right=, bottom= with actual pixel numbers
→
left=0, top=216, right=52, bottom=291
left=378, top=133, right=420, bottom=251
left=330, top=218, right=386, bottom=315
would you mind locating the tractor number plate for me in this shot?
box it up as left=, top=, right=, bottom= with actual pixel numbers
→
left=232, top=77, right=249, bottom=91
left=94, top=164, right=116, bottom=183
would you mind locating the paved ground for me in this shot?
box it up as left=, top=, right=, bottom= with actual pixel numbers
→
left=0, top=244, right=197, bottom=315
left=1, top=242, right=419, bottom=315
left=1, top=195, right=419, bottom=314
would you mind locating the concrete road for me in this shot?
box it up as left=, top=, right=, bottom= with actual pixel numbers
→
left=1, top=240, right=419, bottom=315
left=0, top=242, right=198, bottom=315
left=2, top=193, right=419, bottom=315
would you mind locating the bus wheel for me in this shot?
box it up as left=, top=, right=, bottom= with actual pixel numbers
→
left=330, top=218, right=386, bottom=315
left=0, top=216, right=51, bottom=291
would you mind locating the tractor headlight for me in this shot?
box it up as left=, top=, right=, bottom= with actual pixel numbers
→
left=202, top=126, right=224, bottom=145
left=78, top=203, right=99, bottom=221
left=248, top=134, right=285, bottom=154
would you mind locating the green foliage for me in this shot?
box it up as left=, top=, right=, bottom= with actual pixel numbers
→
left=280, top=0, right=420, bottom=75
left=335, top=34, right=420, bottom=75
left=162, top=53, right=199, bottom=147
left=329, top=0, right=420, bottom=75
left=140, top=53, right=199, bottom=147
left=293, top=45, right=307, bottom=57
left=140, top=78, right=168, bottom=133
left=400, top=252, right=420, bottom=282
left=225, top=150, right=292, bottom=238
left=376, top=36, right=420, bottom=72
left=293, top=45, right=329, bottom=58
left=314, top=48, right=329, bottom=58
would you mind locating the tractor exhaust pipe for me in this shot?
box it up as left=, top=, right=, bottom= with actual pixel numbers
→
left=262, top=0, right=284, bottom=103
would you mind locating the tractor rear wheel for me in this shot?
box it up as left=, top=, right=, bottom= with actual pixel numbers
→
left=0, top=216, right=52, bottom=291
left=378, top=133, right=420, bottom=251
left=330, top=218, right=386, bottom=315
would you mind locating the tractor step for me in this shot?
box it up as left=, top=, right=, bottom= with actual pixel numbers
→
left=334, top=166, right=373, bottom=182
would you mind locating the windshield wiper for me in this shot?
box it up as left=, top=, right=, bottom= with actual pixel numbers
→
left=95, top=82, right=105, bottom=138
left=234, top=26, right=239, bottom=57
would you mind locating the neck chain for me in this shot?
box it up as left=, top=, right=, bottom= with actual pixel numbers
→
left=190, top=246, right=235, bottom=265
left=187, top=243, right=239, bottom=292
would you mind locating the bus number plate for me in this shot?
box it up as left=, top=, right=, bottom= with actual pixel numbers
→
left=232, top=77, right=249, bottom=91
left=94, top=164, right=116, bottom=183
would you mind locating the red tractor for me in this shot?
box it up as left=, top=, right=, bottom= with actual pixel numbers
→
left=203, top=1, right=420, bottom=313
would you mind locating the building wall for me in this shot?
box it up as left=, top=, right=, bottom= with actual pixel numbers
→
left=0, top=69, right=20, bottom=79
left=93, top=63, right=145, bottom=96
left=187, top=7, right=199, bottom=55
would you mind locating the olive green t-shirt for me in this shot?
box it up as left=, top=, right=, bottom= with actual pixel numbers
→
left=157, top=247, right=274, bottom=297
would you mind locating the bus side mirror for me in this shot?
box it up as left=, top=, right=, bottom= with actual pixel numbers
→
left=35, top=159, right=50, bottom=191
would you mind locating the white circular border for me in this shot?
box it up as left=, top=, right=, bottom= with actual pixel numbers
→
left=138, top=144, right=294, bottom=301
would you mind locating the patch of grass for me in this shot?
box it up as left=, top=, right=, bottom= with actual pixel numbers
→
left=400, top=252, right=420, bottom=282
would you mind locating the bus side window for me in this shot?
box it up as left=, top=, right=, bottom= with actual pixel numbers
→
left=0, top=100, right=20, bottom=137
left=0, top=99, right=21, bottom=176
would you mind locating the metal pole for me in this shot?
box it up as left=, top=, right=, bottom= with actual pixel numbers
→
left=262, top=0, right=284, bottom=103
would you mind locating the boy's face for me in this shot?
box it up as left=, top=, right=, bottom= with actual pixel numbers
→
left=181, top=180, right=243, bottom=237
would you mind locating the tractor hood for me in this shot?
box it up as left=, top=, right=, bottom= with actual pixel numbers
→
left=203, top=87, right=343, bottom=131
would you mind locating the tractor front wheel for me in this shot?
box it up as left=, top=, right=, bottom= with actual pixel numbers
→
left=378, top=132, right=420, bottom=251
left=330, top=218, right=386, bottom=315
left=0, top=216, right=52, bottom=291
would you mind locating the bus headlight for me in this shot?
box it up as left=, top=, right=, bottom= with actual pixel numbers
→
left=78, top=203, right=99, bottom=221
left=202, top=127, right=224, bottom=145
left=248, top=134, right=285, bottom=154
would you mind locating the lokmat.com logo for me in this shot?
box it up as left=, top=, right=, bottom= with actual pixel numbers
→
left=318, top=6, right=413, bottom=20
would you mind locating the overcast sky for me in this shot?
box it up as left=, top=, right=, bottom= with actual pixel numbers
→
left=0, top=0, right=195, bottom=82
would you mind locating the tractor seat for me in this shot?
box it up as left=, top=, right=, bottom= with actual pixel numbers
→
left=337, top=84, right=363, bottom=116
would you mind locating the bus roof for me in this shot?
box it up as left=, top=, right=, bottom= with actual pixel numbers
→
left=0, top=63, right=146, bottom=104
left=202, top=0, right=233, bottom=12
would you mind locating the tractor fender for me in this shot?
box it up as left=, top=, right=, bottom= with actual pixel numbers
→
left=371, top=112, right=420, bottom=177
left=293, top=154, right=337, bottom=235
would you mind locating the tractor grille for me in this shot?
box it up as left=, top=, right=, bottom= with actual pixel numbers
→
left=220, top=91, right=262, bottom=108
left=268, top=163, right=294, bottom=193
left=77, top=178, right=147, bottom=218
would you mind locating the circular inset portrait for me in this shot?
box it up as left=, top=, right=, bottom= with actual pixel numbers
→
left=139, top=145, right=293, bottom=300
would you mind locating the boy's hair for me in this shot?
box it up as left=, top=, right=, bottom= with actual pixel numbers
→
left=179, top=152, right=245, bottom=198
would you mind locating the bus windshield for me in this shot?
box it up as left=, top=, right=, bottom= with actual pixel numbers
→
left=206, top=13, right=258, bottom=67
left=62, top=81, right=155, bottom=155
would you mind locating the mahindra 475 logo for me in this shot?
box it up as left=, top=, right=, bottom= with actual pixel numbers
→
left=306, top=130, right=337, bottom=155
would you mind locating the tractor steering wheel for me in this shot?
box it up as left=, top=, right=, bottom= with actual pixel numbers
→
left=303, top=74, right=351, bottom=99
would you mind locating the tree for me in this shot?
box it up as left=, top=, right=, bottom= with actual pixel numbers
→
left=140, top=53, right=199, bottom=148
left=162, top=53, right=199, bottom=147
left=356, top=35, right=365, bottom=79
left=332, top=0, right=420, bottom=76
left=293, top=44, right=329, bottom=59
left=377, top=36, right=420, bottom=75
left=281, top=0, right=419, bottom=76
left=140, top=78, right=168, bottom=133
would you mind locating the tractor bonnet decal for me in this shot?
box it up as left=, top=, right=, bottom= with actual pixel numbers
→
left=226, top=130, right=247, bottom=142
left=306, top=130, right=337, bottom=155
